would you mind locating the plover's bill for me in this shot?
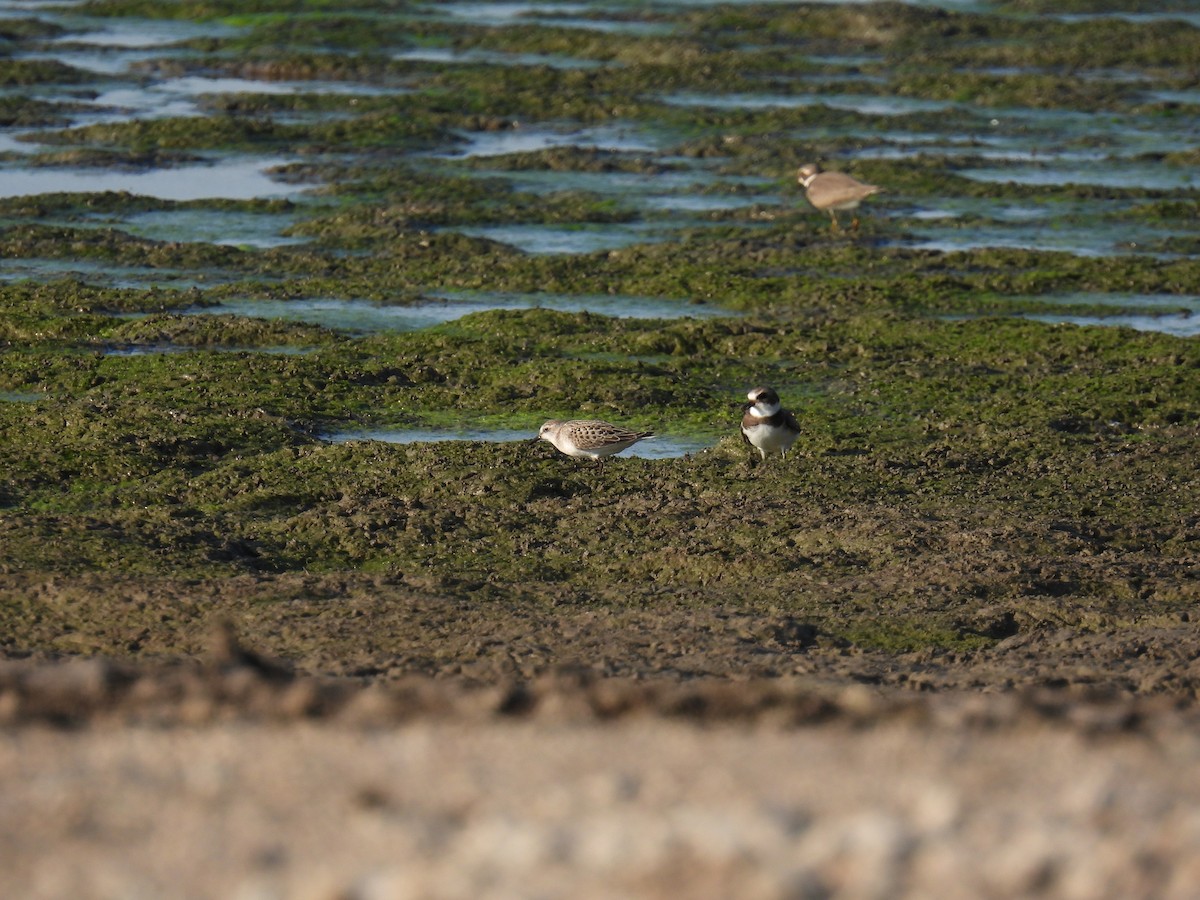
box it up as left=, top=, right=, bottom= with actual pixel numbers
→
left=797, top=162, right=883, bottom=232
left=534, top=419, right=655, bottom=469
left=741, top=386, right=801, bottom=461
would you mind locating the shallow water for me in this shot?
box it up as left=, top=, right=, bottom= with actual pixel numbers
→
left=0, top=134, right=38, bottom=155
left=1023, top=311, right=1200, bottom=338
left=446, top=221, right=672, bottom=254
left=102, top=343, right=311, bottom=357
left=953, top=292, right=1200, bottom=337
left=902, top=223, right=1181, bottom=258
left=662, top=91, right=955, bottom=116
left=473, top=166, right=767, bottom=198
left=0, top=390, right=43, bottom=403
left=431, top=289, right=728, bottom=319
left=120, top=208, right=305, bottom=248
left=393, top=47, right=607, bottom=70
left=415, top=1, right=674, bottom=34
left=22, top=47, right=164, bottom=76
left=49, top=18, right=242, bottom=49
left=1054, top=12, right=1200, bottom=28
left=0, top=258, right=247, bottom=290
left=199, top=290, right=728, bottom=334
left=326, top=426, right=714, bottom=459
left=961, top=162, right=1200, bottom=191
left=0, top=158, right=299, bottom=202
left=438, top=123, right=662, bottom=159
left=1025, top=292, right=1200, bottom=311
left=456, top=165, right=776, bottom=223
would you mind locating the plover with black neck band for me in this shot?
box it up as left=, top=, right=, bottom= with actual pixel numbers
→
left=797, top=162, right=883, bottom=232
left=741, top=387, right=801, bottom=461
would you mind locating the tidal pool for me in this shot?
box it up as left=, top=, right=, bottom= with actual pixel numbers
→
left=325, top=426, right=714, bottom=459
left=0, top=158, right=301, bottom=202
left=962, top=162, right=1200, bottom=191
left=1029, top=292, right=1200, bottom=310
left=0, top=391, right=43, bottom=403
left=446, top=221, right=673, bottom=254
left=0, top=259, right=232, bottom=289
left=198, top=290, right=729, bottom=334
left=102, top=343, right=312, bottom=356
left=120, top=208, right=306, bottom=248
left=415, top=1, right=674, bottom=34
left=661, top=91, right=955, bottom=116
left=1023, top=311, right=1199, bottom=338
left=41, top=77, right=407, bottom=131
left=0, top=135, right=37, bottom=155
left=393, top=47, right=607, bottom=70
left=438, top=123, right=662, bottom=159
left=48, top=17, right=243, bottom=49
left=470, top=167, right=769, bottom=201
left=1054, top=12, right=1200, bottom=28
left=902, top=222, right=1186, bottom=259
left=952, top=292, right=1200, bottom=337
left=16, top=46, right=164, bottom=76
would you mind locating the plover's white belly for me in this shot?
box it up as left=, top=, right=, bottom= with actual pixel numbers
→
left=743, top=423, right=797, bottom=454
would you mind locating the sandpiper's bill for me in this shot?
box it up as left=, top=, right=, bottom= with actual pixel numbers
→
left=797, top=163, right=883, bottom=232
left=741, top=387, right=801, bottom=461
left=534, top=419, right=654, bottom=469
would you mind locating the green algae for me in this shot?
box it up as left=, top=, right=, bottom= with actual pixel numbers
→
left=0, top=96, right=76, bottom=130
left=0, top=59, right=87, bottom=87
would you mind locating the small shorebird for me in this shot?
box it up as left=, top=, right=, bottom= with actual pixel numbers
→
left=797, top=162, right=883, bottom=232
left=534, top=419, right=654, bottom=470
left=741, top=387, right=801, bottom=461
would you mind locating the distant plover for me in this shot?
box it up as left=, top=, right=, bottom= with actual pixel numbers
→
left=797, top=163, right=883, bottom=232
left=534, top=419, right=654, bottom=470
left=741, top=387, right=801, bottom=461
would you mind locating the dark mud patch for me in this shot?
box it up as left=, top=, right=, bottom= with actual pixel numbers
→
left=3, top=572, right=1198, bottom=716
left=3, top=616, right=1197, bottom=732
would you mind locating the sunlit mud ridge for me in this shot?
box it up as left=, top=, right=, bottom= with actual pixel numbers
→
left=1, top=625, right=1193, bottom=733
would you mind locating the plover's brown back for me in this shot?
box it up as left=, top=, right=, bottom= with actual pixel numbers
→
left=800, top=168, right=883, bottom=212
left=797, top=163, right=884, bottom=230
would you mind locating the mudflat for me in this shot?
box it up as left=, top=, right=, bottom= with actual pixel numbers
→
left=2, top=0, right=1199, bottom=895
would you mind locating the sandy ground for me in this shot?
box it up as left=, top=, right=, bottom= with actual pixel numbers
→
left=2, top=653, right=1200, bottom=899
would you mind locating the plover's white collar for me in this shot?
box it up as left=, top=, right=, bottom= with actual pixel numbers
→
left=748, top=399, right=781, bottom=418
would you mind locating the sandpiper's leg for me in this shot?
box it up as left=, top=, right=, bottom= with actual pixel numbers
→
left=829, top=210, right=841, bottom=233
left=851, top=216, right=861, bottom=232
